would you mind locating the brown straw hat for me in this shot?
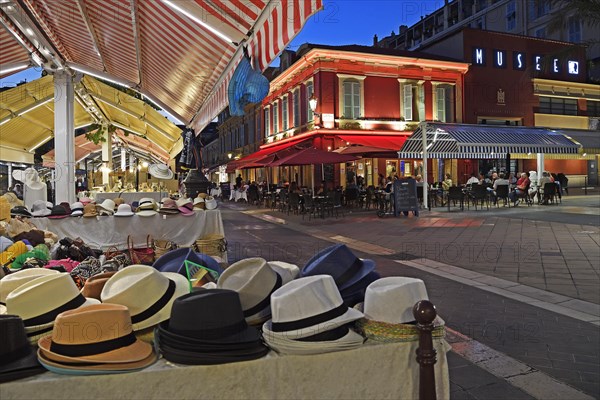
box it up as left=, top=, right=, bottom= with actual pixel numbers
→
left=38, top=304, right=155, bottom=366
left=80, top=271, right=117, bottom=300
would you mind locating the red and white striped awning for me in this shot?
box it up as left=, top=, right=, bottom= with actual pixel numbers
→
left=0, top=19, right=34, bottom=78
left=10, top=0, right=322, bottom=131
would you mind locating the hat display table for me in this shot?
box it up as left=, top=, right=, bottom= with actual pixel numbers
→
left=29, top=211, right=224, bottom=254
left=0, top=339, right=450, bottom=399
left=92, top=192, right=167, bottom=204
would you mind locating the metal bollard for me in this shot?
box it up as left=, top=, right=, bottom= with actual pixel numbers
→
left=414, top=300, right=438, bottom=400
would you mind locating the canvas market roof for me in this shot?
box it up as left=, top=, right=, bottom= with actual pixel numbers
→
left=0, top=75, right=182, bottom=163
left=0, top=0, right=323, bottom=132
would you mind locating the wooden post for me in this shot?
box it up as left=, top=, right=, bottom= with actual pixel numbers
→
left=414, top=300, right=437, bottom=400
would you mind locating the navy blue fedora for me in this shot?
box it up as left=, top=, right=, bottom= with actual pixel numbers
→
left=339, top=271, right=381, bottom=307
left=152, top=248, right=223, bottom=279
left=301, top=244, right=376, bottom=291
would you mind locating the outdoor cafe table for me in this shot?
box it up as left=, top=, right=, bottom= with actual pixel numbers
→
left=1, top=339, right=450, bottom=399
left=30, top=210, right=224, bottom=251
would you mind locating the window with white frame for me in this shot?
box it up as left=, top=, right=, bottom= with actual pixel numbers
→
left=293, top=89, right=300, bottom=127
left=568, top=16, right=581, bottom=43
left=282, top=95, right=288, bottom=131
left=264, top=108, right=270, bottom=137
left=506, top=0, right=516, bottom=31
left=306, top=81, right=314, bottom=121
left=400, top=80, right=425, bottom=122
left=403, top=84, right=413, bottom=120
left=273, top=101, right=279, bottom=133
left=343, top=79, right=361, bottom=119
left=436, top=87, right=446, bottom=122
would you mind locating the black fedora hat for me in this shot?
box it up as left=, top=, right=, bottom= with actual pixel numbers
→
left=339, top=271, right=381, bottom=307
left=10, top=206, right=32, bottom=218
left=47, top=205, right=69, bottom=219
left=157, top=289, right=269, bottom=364
left=0, top=315, right=46, bottom=383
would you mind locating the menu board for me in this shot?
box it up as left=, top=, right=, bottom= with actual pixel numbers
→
left=393, top=178, right=419, bottom=216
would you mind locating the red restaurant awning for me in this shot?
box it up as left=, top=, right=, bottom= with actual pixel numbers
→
left=337, top=134, right=409, bottom=151
left=226, top=139, right=310, bottom=172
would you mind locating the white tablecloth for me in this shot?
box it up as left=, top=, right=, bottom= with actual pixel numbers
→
left=30, top=210, right=224, bottom=251
left=92, top=192, right=167, bottom=204
left=1, top=339, right=450, bottom=399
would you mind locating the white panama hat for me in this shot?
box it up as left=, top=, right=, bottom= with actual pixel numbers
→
left=5, top=273, right=100, bottom=344
left=148, top=164, right=174, bottom=180
left=100, top=265, right=189, bottom=331
left=0, top=268, right=59, bottom=303
left=363, top=277, right=430, bottom=324
left=114, top=203, right=135, bottom=217
left=95, top=199, right=115, bottom=216
left=262, top=275, right=363, bottom=340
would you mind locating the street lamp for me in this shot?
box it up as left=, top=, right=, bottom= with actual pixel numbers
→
left=308, top=94, right=319, bottom=117
left=227, top=153, right=233, bottom=159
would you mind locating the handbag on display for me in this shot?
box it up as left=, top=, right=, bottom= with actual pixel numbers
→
left=127, top=235, right=155, bottom=266
left=103, top=246, right=131, bottom=271
left=153, top=239, right=177, bottom=259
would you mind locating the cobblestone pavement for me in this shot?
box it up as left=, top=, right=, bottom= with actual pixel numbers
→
left=220, top=193, right=600, bottom=399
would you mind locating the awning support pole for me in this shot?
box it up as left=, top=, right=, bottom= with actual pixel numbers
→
left=101, top=125, right=113, bottom=187
left=421, top=121, right=428, bottom=210
left=54, top=71, right=77, bottom=204
left=536, top=153, right=544, bottom=187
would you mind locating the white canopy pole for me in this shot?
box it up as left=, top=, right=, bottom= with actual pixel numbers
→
left=101, top=126, right=113, bottom=187
left=421, top=121, right=428, bottom=209
left=54, top=71, right=77, bottom=204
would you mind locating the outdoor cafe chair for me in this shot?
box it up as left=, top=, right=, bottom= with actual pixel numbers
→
left=446, top=186, right=465, bottom=211
left=469, top=185, right=490, bottom=210
left=542, top=182, right=559, bottom=205
left=494, top=184, right=510, bottom=207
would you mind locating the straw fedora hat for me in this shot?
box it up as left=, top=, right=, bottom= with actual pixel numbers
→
left=5, top=274, right=99, bottom=343
left=217, top=258, right=293, bottom=325
left=0, top=268, right=59, bottom=303
left=204, top=196, right=218, bottom=210
left=80, top=271, right=117, bottom=300
left=0, top=315, right=46, bottom=383
left=148, top=164, right=174, bottom=180
left=262, top=275, right=363, bottom=340
left=354, top=277, right=445, bottom=343
left=100, top=265, right=189, bottom=331
left=38, top=304, right=155, bottom=366
left=70, top=202, right=85, bottom=217
left=159, top=198, right=179, bottom=214
left=136, top=198, right=157, bottom=217
left=267, top=261, right=300, bottom=284
left=301, top=244, right=375, bottom=292
left=261, top=325, right=364, bottom=356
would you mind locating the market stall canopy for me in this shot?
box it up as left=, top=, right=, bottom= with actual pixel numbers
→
left=1, top=0, right=323, bottom=132
left=42, top=129, right=170, bottom=168
left=0, top=75, right=183, bottom=162
left=398, top=123, right=581, bottom=159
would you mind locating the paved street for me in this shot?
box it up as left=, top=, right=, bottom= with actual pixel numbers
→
left=221, top=192, right=600, bottom=399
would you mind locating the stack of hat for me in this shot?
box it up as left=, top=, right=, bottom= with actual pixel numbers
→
left=156, top=289, right=269, bottom=365
left=136, top=198, right=157, bottom=217
left=175, top=198, right=194, bottom=216
left=37, top=304, right=157, bottom=375
left=5, top=273, right=100, bottom=343
left=0, top=315, right=46, bottom=383
left=70, top=202, right=85, bottom=217
left=82, top=203, right=98, bottom=218
left=262, top=275, right=365, bottom=355
left=48, top=204, right=70, bottom=219
left=301, top=244, right=380, bottom=307
left=355, top=277, right=445, bottom=343
left=159, top=198, right=179, bottom=215
left=193, top=197, right=205, bottom=210
left=217, top=258, right=298, bottom=325
left=100, top=265, right=189, bottom=331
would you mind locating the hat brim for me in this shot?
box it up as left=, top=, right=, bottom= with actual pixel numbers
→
left=136, top=210, right=157, bottom=217
left=268, top=261, right=299, bottom=285
left=37, top=349, right=157, bottom=374
left=23, top=298, right=100, bottom=344
left=204, top=201, right=218, bottom=210
left=157, top=320, right=261, bottom=345
left=262, top=306, right=363, bottom=340
left=47, top=214, right=69, bottom=219
left=71, top=212, right=83, bottom=217
left=31, top=210, right=51, bottom=217
left=148, top=165, right=174, bottom=180
left=157, top=341, right=269, bottom=365
left=131, top=273, right=189, bottom=331
left=82, top=213, right=98, bottom=218
left=114, top=212, right=135, bottom=217
left=0, top=304, right=6, bottom=314
left=177, top=207, right=194, bottom=216
left=264, top=328, right=364, bottom=355
left=38, top=332, right=153, bottom=364
left=0, top=344, right=44, bottom=381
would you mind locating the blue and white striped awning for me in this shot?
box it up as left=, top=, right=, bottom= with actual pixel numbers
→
left=398, top=123, right=581, bottom=159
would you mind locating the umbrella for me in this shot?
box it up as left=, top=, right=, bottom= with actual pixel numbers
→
left=269, top=147, right=359, bottom=194
left=333, top=145, right=393, bottom=155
